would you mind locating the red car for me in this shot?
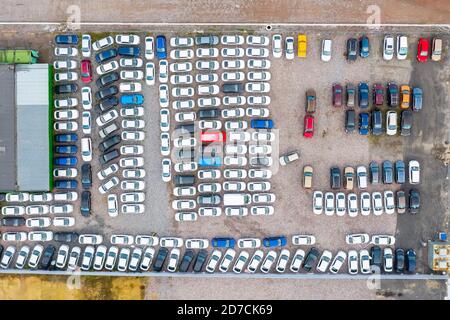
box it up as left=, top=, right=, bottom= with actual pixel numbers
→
left=372, top=83, right=384, bottom=106
left=303, top=115, right=314, bottom=138
left=416, top=38, right=429, bottom=62
left=200, top=131, right=226, bottom=143
left=80, top=60, right=92, bottom=83
left=332, top=83, right=343, bottom=107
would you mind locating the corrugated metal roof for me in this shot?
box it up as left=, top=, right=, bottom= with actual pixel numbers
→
left=0, top=65, right=16, bottom=191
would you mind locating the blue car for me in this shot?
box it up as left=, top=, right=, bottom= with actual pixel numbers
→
left=54, top=157, right=77, bottom=166
left=55, top=34, right=78, bottom=45
left=360, top=36, right=370, bottom=58
left=412, top=87, right=422, bottom=111
left=263, top=236, right=287, bottom=248
left=358, top=82, right=369, bottom=109
left=120, top=94, right=144, bottom=105
left=55, top=145, right=78, bottom=154
left=359, top=112, right=370, bottom=135
left=198, top=156, right=222, bottom=167
left=156, top=35, right=167, bottom=59
left=251, top=119, right=274, bottom=129
left=95, top=49, right=117, bottom=63
left=55, top=180, right=78, bottom=190
left=54, top=133, right=78, bottom=143
left=118, top=46, right=140, bottom=57
left=211, top=237, right=236, bottom=248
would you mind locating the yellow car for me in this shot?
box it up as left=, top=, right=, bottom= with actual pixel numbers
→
left=400, top=85, right=411, bottom=109
left=297, top=34, right=307, bottom=57
left=303, top=165, right=313, bottom=189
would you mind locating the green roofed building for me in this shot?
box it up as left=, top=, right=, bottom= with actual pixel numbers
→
left=0, top=63, right=53, bottom=192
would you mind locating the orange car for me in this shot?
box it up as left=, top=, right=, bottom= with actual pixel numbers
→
left=400, top=85, right=411, bottom=109
left=297, top=34, right=307, bottom=57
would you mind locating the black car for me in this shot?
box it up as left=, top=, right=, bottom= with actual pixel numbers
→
left=0, top=245, right=3, bottom=258
left=118, top=46, right=140, bottom=57
left=302, top=247, right=320, bottom=272
left=179, top=249, right=195, bottom=272
left=345, top=109, right=356, bottom=133
left=2, top=217, right=25, bottom=227
left=193, top=250, right=208, bottom=272
left=54, top=232, right=79, bottom=243
left=369, top=161, right=379, bottom=184
left=405, top=249, right=416, bottom=273
left=153, top=247, right=169, bottom=272
left=198, top=108, right=219, bottom=119
left=95, top=49, right=118, bottom=63
left=387, top=83, right=399, bottom=107
left=400, top=110, right=413, bottom=136
left=330, top=166, right=341, bottom=189
left=174, top=175, right=195, bottom=186
left=409, top=189, right=420, bottom=214
left=99, top=134, right=121, bottom=153
left=95, top=96, right=119, bottom=113
left=395, top=160, right=406, bottom=184
left=81, top=164, right=92, bottom=189
left=96, top=72, right=120, bottom=88
left=371, top=109, right=383, bottom=135
left=40, top=245, right=56, bottom=269
left=222, top=83, right=244, bottom=94
left=176, top=124, right=195, bottom=134
left=55, top=84, right=78, bottom=94
left=100, top=149, right=120, bottom=165
left=95, top=85, right=118, bottom=100
left=81, top=191, right=91, bottom=217
left=370, top=246, right=382, bottom=269
left=395, top=248, right=405, bottom=273
left=249, top=157, right=271, bottom=167
left=347, top=38, right=358, bottom=61
left=382, top=160, right=393, bottom=184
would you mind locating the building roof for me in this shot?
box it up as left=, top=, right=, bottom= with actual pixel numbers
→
left=0, top=65, right=16, bottom=191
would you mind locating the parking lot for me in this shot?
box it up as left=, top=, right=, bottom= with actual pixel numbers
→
left=0, top=24, right=449, bottom=291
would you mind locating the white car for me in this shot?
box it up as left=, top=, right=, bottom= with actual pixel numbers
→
left=121, top=180, right=146, bottom=191
left=221, top=48, right=245, bottom=58
left=120, top=82, right=142, bottom=93
left=54, top=71, right=78, bottom=82
left=122, top=131, right=145, bottom=141
left=107, top=194, right=118, bottom=217
left=224, top=156, right=247, bottom=166
left=246, top=47, right=270, bottom=58
left=174, top=162, right=197, bottom=173
left=238, top=238, right=261, bottom=249
left=223, top=96, right=246, bottom=106
left=54, top=121, right=78, bottom=132
left=55, top=245, right=69, bottom=269
left=120, top=192, right=145, bottom=204
left=245, top=82, right=270, bottom=93
left=28, top=231, right=53, bottom=242
left=172, top=100, right=195, bottom=110
left=260, top=250, right=277, bottom=273
left=119, top=157, right=144, bottom=168
left=97, top=164, right=119, bottom=181
left=372, top=192, right=384, bottom=216
left=316, top=250, right=333, bottom=272
left=66, top=246, right=81, bottom=271
left=185, top=239, right=209, bottom=249
left=205, top=250, right=222, bottom=273
left=79, top=234, right=103, bottom=245
left=321, top=39, right=332, bottom=61
left=53, top=168, right=77, bottom=178
left=50, top=204, right=73, bottom=214
left=26, top=205, right=50, bottom=215
left=122, top=204, right=145, bottom=214
left=81, top=111, right=91, bottom=134
left=162, top=158, right=171, bottom=182
left=111, top=234, right=134, bottom=246
left=1, top=246, right=16, bottom=269
left=348, top=250, right=359, bottom=275
left=251, top=206, right=274, bottom=216
left=53, top=59, right=77, bottom=70
left=170, top=74, right=193, bottom=85
left=409, top=160, right=420, bottom=184
left=233, top=251, right=249, bottom=273
left=119, top=58, right=143, bottom=68
left=145, top=62, right=155, bottom=85
left=252, top=131, right=275, bottom=142
left=172, top=199, right=196, bottom=210
left=140, top=248, right=155, bottom=271
left=29, top=193, right=53, bottom=202
left=195, top=60, right=219, bottom=71
left=383, top=248, right=394, bottom=272
left=371, top=235, right=396, bottom=246
left=96, top=61, right=119, bottom=75
left=222, top=59, right=245, bottom=70
left=197, top=84, right=219, bottom=95
left=81, top=34, right=91, bottom=57
left=228, top=131, right=251, bottom=142
left=199, top=183, right=221, bottom=193
left=175, top=111, right=196, bottom=122
left=329, top=251, right=347, bottom=274
left=276, top=249, right=290, bottom=273
left=360, top=192, right=371, bottom=216
left=225, top=121, right=248, bottom=130
left=167, top=248, right=181, bottom=272
left=2, top=206, right=25, bottom=216
left=160, top=237, right=184, bottom=248
left=248, top=95, right=271, bottom=106
left=252, top=193, right=276, bottom=204
left=292, top=235, right=316, bottom=245
left=5, top=192, right=29, bottom=202
left=170, top=49, right=194, bottom=60
left=135, top=235, right=159, bottom=247
left=172, top=87, right=194, bottom=98
left=120, top=145, right=144, bottom=156
left=360, top=250, right=371, bottom=274
left=198, top=120, right=222, bottom=130
left=3, top=232, right=27, bottom=242
left=104, top=246, right=119, bottom=271
left=93, top=245, right=107, bottom=271
left=128, top=248, right=143, bottom=272
left=386, top=111, right=398, bottom=135
left=312, top=191, right=323, bottom=215
left=54, top=47, right=78, bottom=56
left=159, top=84, right=169, bottom=108
left=225, top=144, right=247, bottom=155
left=54, top=97, right=78, bottom=108
left=335, top=192, right=346, bottom=216
left=347, top=193, right=359, bottom=217
left=219, top=248, right=236, bottom=272
left=98, top=176, right=120, bottom=194
left=222, top=108, right=245, bottom=118
left=246, top=107, right=270, bottom=118
left=117, top=248, right=131, bottom=272
left=221, top=35, right=244, bottom=45
left=92, top=36, right=114, bottom=51
left=384, top=191, right=395, bottom=214
left=272, top=34, right=282, bottom=58
left=285, top=37, right=295, bottom=59
left=198, top=169, right=221, bottom=180
left=158, top=109, right=171, bottom=132
left=160, top=133, right=171, bottom=156
left=198, top=97, right=220, bottom=107
left=81, top=87, right=92, bottom=110
left=324, top=192, right=335, bottom=216
left=345, top=233, right=370, bottom=245
left=223, top=169, right=247, bottom=180
left=195, top=73, right=218, bottom=84
left=290, top=249, right=305, bottom=272
left=196, top=47, right=219, bottom=58
left=396, top=35, right=408, bottom=60
left=173, top=186, right=196, bottom=197
left=120, top=70, right=144, bottom=80
left=28, top=245, right=43, bottom=268
left=53, top=192, right=78, bottom=202
left=357, top=166, right=368, bottom=189
left=247, top=35, right=269, bottom=46
left=247, top=71, right=271, bottom=81
left=248, top=59, right=271, bottom=69
left=81, top=137, right=92, bottom=162
left=246, top=250, right=264, bottom=273
left=221, top=71, right=245, bottom=82
left=170, top=36, right=194, bottom=47
left=54, top=109, right=79, bottom=120
left=383, top=35, right=395, bottom=60
left=115, top=34, right=140, bottom=44
left=158, top=60, right=168, bottom=84
left=225, top=207, right=248, bottom=216
left=170, top=62, right=192, bottom=72
left=144, top=36, right=154, bottom=59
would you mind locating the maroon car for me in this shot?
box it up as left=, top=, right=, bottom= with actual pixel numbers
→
left=332, top=83, right=343, bottom=107
left=373, top=83, right=384, bottom=106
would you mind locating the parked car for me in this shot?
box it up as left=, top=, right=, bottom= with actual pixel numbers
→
left=409, top=189, right=420, bottom=214
left=332, top=83, right=343, bottom=107
left=358, top=82, right=369, bottom=109
left=302, top=248, right=320, bottom=272
left=347, top=38, right=358, bottom=61
left=387, top=83, right=399, bottom=107
left=400, top=110, right=413, bottom=136
left=417, top=38, right=429, bottom=62
left=412, top=87, right=423, bottom=111
left=330, top=166, right=341, bottom=189
left=359, top=35, right=370, bottom=58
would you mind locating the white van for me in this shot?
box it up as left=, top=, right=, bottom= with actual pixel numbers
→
left=223, top=193, right=252, bottom=206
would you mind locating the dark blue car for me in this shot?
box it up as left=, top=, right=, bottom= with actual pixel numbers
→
left=55, top=180, right=78, bottom=189
left=359, top=112, right=370, bottom=135
left=211, top=237, right=235, bottom=248
left=95, top=49, right=117, bottom=63
left=55, top=34, right=78, bottom=45
left=118, top=46, right=140, bottom=57
left=251, top=119, right=274, bottom=129
left=360, top=36, right=370, bottom=58
left=156, top=35, right=167, bottom=59
left=54, top=157, right=77, bottom=166
left=120, top=94, right=144, bottom=105
left=263, top=236, right=287, bottom=247
left=55, top=145, right=78, bottom=154
left=55, top=133, right=78, bottom=143
left=358, top=82, right=369, bottom=109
